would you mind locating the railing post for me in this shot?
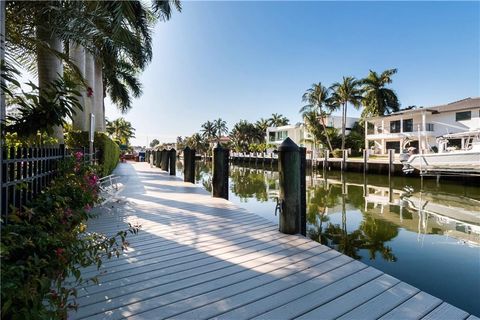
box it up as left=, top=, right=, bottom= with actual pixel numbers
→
left=212, top=143, right=229, bottom=199
left=278, top=138, right=301, bottom=235
left=183, top=147, right=196, bottom=183
left=169, top=148, right=176, bottom=176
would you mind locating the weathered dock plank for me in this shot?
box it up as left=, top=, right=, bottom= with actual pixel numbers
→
left=71, top=162, right=475, bottom=319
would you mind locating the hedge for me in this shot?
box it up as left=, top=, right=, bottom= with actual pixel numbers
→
left=65, top=131, right=120, bottom=176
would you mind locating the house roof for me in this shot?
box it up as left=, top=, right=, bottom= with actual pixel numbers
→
left=366, top=97, right=480, bottom=120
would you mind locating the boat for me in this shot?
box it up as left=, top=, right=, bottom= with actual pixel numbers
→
left=400, top=130, right=480, bottom=176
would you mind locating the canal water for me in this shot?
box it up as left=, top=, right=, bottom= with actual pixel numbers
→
left=176, top=161, right=480, bottom=316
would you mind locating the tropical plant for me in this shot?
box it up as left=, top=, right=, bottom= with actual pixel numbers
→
left=330, top=77, right=364, bottom=151
left=213, top=118, right=228, bottom=141
left=300, top=83, right=336, bottom=152
left=268, top=113, right=289, bottom=127
left=106, top=117, right=135, bottom=145
left=150, top=139, right=160, bottom=148
left=361, top=69, right=400, bottom=119
left=201, top=120, right=217, bottom=142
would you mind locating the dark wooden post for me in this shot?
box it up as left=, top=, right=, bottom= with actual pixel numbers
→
left=183, top=147, right=195, bottom=183
left=212, top=143, right=229, bottom=199
left=156, top=150, right=160, bottom=167
left=169, top=148, right=176, bottom=176
left=161, top=149, right=169, bottom=171
left=278, top=138, right=301, bottom=235
left=299, top=146, right=307, bottom=236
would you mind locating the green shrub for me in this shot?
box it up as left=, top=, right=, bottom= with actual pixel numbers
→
left=0, top=153, right=138, bottom=319
left=65, top=131, right=120, bottom=176
left=331, top=149, right=343, bottom=158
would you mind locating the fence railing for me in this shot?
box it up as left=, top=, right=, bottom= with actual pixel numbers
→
left=1, top=145, right=97, bottom=221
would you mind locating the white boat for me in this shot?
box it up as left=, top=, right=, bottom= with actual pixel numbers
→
left=401, top=130, right=480, bottom=175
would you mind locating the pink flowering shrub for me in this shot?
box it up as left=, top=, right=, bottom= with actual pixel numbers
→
left=1, top=153, right=138, bottom=319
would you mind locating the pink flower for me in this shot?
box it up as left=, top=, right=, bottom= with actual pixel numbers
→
left=84, top=204, right=92, bottom=212
left=74, top=151, right=83, bottom=161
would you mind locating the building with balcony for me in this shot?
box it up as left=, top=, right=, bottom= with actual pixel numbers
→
left=266, top=123, right=310, bottom=149
left=364, top=97, right=480, bottom=154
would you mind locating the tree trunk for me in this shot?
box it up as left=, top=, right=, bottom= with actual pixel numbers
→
left=319, top=115, right=333, bottom=152
left=69, top=43, right=86, bottom=131
left=341, top=103, right=346, bottom=151
left=94, top=57, right=105, bottom=131
left=84, top=51, right=95, bottom=132
left=36, top=24, right=64, bottom=144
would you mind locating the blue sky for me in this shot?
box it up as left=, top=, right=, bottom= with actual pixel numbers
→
left=105, top=1, right=480, bottom=146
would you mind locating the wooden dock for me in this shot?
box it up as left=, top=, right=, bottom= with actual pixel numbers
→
left=73, top=162, right=477, bottom=320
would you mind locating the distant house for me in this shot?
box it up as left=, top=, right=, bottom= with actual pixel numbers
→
left=364, top=97, right=480, bottom=154
left=266, top=115, right=359, bottom=151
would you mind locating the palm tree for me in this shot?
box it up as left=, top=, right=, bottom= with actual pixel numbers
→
left=361, top=69, right=400, bottom=119
left=213, top=118, right=228, bottom=142
left=106, top=117, right=135, bottom=145
left=300, top=83, right=337, bottom=152
left=268, top=113, right=289, bottom=127
left=201, top=120, right=217, bottom=142
left=330, top=77, right=364, bottom=151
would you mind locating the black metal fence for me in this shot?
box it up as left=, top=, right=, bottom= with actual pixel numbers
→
left=1, top=145, right=97, bottom=220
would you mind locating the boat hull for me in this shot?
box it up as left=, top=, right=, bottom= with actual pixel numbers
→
left=405, top=151, right=480, bottom=174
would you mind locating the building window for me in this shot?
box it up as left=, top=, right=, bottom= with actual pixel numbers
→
left=426, top=123, right=434, bottom=131
left=455, top=111, right=471, bottom=121
left=390, top=120, right=401, bottom=133
left=403, top=119, right=413, bottom=132
left=276, top=131, right=287, bottom=141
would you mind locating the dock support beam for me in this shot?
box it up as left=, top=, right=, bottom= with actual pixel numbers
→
left=183, top=147, right=196, bottom=183
left=161, top=149, right=169, bottom=171
left=299, top=147, right=306, bottom=236
left=169, top=148, right=176, bottom=176
left=363, top=149, right=369, bottom=174
left=212, top=143, right=229, bottom=199
left=278, top=138, right=304, bottom=235
left=323, top=150, right=329, bottom=171
left=341, top=149, right=348, bottom=171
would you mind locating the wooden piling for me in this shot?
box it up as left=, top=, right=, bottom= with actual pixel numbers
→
left=212, top=143, right=229, bottom=199
left=278, top=138, right=301, bottom=235
left=183, top=147, right=195, bottom=183
left=169, top=148, right=176, bottom=176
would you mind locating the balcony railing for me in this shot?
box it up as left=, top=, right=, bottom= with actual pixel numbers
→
left=367, top=123, right=434, bottom=135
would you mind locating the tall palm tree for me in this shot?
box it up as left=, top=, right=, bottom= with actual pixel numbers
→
left=361, top=69, right=400, bottom=119
left=268, top=113, right=289, bottom=127
left=330, top=77, right=363, bottom=151
left=201, top=120, right=217, bottom=142
left=213, top=118, right=228, bottom=142
left=300, top=83, right=337, bottom=152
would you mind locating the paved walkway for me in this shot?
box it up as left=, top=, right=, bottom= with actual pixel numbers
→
left=73, top=162, right=477, bottom=320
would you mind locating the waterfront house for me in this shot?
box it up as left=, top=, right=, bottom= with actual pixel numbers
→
left=266, top=116, right=359, bottom=151
left=364, top=97, right=480, bottom=154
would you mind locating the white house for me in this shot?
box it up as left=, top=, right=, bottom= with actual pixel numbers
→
left=266, top=123, right=310, bottom=149
left=266, top=115, right=360, bottom=151
left=365, top=97, right=480, bottom=154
